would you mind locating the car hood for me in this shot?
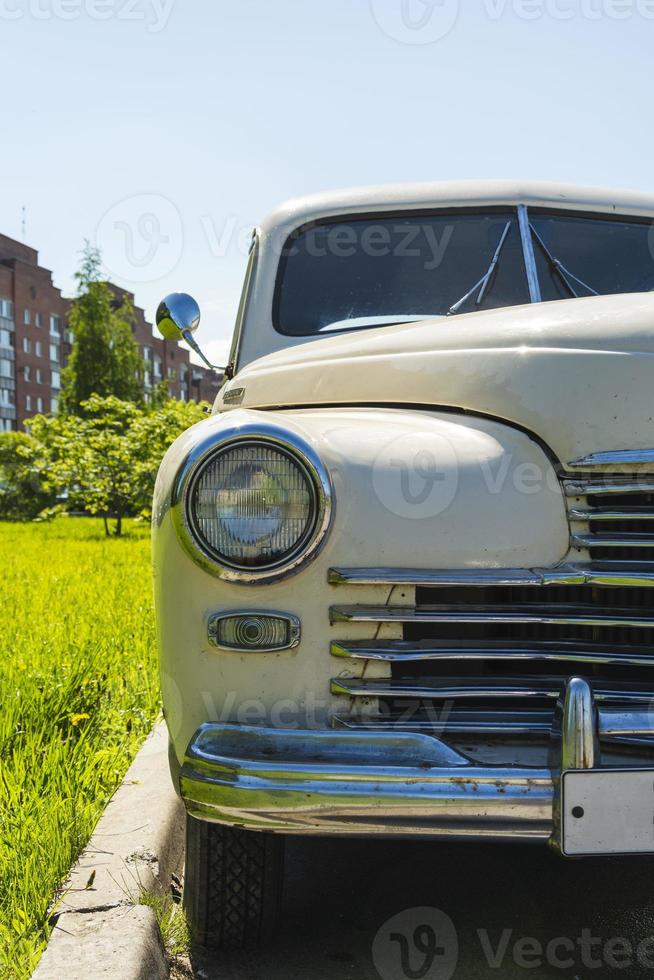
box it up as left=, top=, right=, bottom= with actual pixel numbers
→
left=218, top=293, right=654, bottom=468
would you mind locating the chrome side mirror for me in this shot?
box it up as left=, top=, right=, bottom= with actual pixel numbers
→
left=156, top=292, right=221, bottom=372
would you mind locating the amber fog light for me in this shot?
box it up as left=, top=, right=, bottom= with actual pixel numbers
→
left=208, top=612, right=301, bottom=652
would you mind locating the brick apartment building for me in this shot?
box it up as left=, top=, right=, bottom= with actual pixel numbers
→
left=0, top=233, right=222, bottom=432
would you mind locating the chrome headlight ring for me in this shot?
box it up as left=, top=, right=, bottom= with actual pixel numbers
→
left=170, top=419, right=334, bottom=584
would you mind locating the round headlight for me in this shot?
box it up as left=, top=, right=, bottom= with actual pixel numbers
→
left=183, top=435, right=330, bottom=577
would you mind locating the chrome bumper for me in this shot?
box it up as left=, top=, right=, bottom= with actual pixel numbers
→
left=180, top=677, right=651, bottom=845
left=181, top=723, right=554, bottom=840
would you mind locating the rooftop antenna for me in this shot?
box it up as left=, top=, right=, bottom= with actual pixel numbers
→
left=21, top=205, right=26, bottom=242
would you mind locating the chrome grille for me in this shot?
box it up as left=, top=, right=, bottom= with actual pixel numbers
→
left=567, top=477, right=654, bottom=561
left=329, top=474, right=654, bottom=746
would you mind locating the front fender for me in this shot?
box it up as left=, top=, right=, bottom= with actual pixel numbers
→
left=153, top=407, right=568, bottom=762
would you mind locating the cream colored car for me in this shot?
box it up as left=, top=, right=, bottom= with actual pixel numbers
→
left=153, top=181, right=654, bottom=949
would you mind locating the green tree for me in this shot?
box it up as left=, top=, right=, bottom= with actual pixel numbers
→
left=60, top=243, right=143, bottom=414
left=0, top=431, right=56, bottom=519
left=29, top=395, right=207, bottom=536
left=130, top=397, right=208, bottom=513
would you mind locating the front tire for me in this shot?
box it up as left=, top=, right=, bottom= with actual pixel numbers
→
left=183, top=814, right=285, bottom=950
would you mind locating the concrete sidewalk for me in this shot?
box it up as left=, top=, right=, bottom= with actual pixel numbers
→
left=34, top=723, right=184, bottom=980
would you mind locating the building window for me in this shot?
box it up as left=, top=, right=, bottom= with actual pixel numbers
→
left=36, top=397, right=43, bottom=413
left=25, top=395, right=31, bottom=411
left=143, top=346, right=152, bottom=361
left=154, top=357, right=162, bottom=379
left=23, top=309, right=30, bottom=325
left=36, top=368, right=43, bottom=384
left=0, top=328, right=11, bottom=348
left=0, top=388, right=10, bottom=407
left=23, top=337, right=31, bottom=354
left=24, top=366, right=30, bottom=381
left=51, top=396, right=59, bottom=414
left=65, top=329, right=74, bottom=344
left=35, top=312, right=42, bottom=328
left=50, top=343, right=59, bottom=363
left=35, top=341, right=42, bottom=358
left=49, top=314, right=61, bottom=337
left=0, top=298, right=13, bottom=320
left=1, top=359, right=13, bottom=379
left=51, top=370, right=60, bottom=389
left=0, top=419, right=13, bottom=432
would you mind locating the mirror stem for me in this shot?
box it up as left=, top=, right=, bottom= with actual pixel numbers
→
left=181, top=329, right=224, bottom=373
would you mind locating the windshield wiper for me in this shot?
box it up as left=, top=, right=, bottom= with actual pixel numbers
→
left=529, top=223, right=599, bottom=299
left=447, top=221, right=512, bottom=316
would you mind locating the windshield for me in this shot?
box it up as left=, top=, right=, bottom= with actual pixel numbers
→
left=273, top=207, right=654, bottom=337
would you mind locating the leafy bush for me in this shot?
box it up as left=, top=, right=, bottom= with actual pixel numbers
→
left=0, top=432, right=56, bottom=521
left=3, top=395, right=207, bottom=534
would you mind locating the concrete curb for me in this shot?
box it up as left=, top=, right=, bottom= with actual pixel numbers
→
left=33, top=722, right=184, bottom=980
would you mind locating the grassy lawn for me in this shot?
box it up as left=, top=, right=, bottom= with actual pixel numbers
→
left=0, top=518, right=160, bottom=978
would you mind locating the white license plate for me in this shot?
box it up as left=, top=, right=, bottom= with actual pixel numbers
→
left=562, top=769, right=654, bottom=856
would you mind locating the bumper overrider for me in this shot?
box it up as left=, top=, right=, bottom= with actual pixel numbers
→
left=179, top=677, right=654, bottom=857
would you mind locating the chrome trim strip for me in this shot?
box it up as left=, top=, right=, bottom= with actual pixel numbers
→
left=569, top=507, right=654, bottom=522
left=572, top=533, right=654, bottom=549
left=331, top=677, right=654, bottom=703
left=330, top=604, right=654, bottom=628
left=170, top=419, right=334, bottom=584
left=567, top=561, right=654, bottom=585
left=564, top=479, right=654, bottom=497
left=517, top=203, right=542, bottom=303
left=333, top=710, right=654, bottom=739
left=569, top=449, right=654, bottom=469
left=333, top=711, right=554, bottom=736
left=207, top=610, right=301, bottom=652
left=598, top=711, right=654, bottom=737
left=180, top=723, right=553, bottom=839
left=329, top=567, right=545, bottom=586
left=330, top=640, right=654, bottom=668
left=328, top=563, right=654, bottom=587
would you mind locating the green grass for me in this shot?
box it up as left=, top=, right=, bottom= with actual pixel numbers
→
left=139, top=891, right=189, bottom=960
left=0, top=518, right=160, bottom=978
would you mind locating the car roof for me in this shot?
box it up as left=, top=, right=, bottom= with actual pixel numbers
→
left=260, top=179, right=654, bottom=236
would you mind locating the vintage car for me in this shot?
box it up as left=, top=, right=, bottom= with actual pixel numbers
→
left=153, top=180, right=654, bottom=949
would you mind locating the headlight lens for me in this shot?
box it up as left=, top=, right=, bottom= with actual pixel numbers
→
left=188, top=440, right=319, bottom=570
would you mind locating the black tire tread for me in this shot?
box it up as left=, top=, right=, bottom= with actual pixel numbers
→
left=184, top=815, right=284, bottom=950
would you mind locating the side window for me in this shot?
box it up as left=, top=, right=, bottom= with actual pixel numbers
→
left=227, top=230, right=258, bottom=377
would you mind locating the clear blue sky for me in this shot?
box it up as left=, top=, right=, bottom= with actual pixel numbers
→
left=1, top=0, right=651, bottom=363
